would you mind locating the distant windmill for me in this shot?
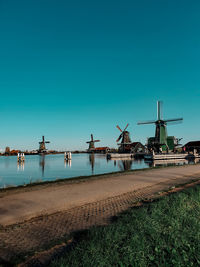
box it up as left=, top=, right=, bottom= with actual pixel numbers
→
left=86, top=134, right=100, bottom=152
left=38, top=136, right=50, bottom=153
left=116, top=123, right=132, bottom=153
left=137, top=101, right=183, bottom=153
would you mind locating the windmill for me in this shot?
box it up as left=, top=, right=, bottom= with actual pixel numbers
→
left=38, top=136, right=50, bottom=153
left=137, top=101, right=183, bottom=153
left=86, top=134, right=100, bottom=152
left=116, top=123, right=132, bottom=153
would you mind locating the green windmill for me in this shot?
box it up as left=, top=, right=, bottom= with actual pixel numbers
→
left=137, top=101, right=183, bottom=153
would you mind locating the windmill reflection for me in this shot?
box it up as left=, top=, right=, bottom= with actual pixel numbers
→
left=89, top=154, right=95, bottom=174
left=39, top=155, right=45, bottom=177
left=118, top=160, right=133, bottom=171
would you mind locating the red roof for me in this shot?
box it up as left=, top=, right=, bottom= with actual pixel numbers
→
left=94, top=147, right=109, bottom=151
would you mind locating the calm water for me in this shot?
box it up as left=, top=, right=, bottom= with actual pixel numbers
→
left=0, top=153, right=198, bottom=188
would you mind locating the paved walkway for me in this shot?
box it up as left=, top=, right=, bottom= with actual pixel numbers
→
left=0, top=164, right=200, bottom=263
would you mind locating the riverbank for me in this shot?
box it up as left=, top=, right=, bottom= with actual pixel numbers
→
left=1, top=164, right=200, bottom=226
left=0, top=164, right=200, bottom=264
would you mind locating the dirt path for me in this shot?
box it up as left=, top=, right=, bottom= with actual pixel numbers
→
left=0, top=164, right=200, bottom=263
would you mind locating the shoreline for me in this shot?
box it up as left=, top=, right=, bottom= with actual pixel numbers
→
left=0, top=161, right=197, bottom=194
left=1, top=163, right=200, bottom=227
left=0, top=151, right=88, bottom=157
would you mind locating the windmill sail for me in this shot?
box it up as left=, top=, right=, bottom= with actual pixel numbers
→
left=137, top=120, right=156, bottom=125
left=164, top=118, right=183, bottom=123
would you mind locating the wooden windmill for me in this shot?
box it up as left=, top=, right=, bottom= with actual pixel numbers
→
left=116, top=123, right=132, bottom=153
left=38, top=136, right=50, bottom=153
left=86, top=134, right=100, bottom=152
left=137, top=101, right=183, bottom=153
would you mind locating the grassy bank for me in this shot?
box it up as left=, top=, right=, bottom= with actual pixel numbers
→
left=51, top=185, right=200, bottom=267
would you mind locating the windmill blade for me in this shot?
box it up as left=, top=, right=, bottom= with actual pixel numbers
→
left=116, top=134, right=122, bottom=142
left=91, top=134, right=93, bottom=141
left=45, top=141, right=50, bottom=143
left=157, top=101, right=163, bottom=120
left=160, top=101, right=163, bottom=120
left=164, top=118, right=183, bottom=123
left=137, top=120, right=156, bottom=125
left=157, top=101, right=160, bottom=120
left=124, top=123, right=129, bottom=131
left=116, top=125, right=122, bottom=132
left=94, top=140, right=100, bottom=142
left=166, top=120, right=183, bottom=126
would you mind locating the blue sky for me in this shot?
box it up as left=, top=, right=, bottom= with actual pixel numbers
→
left=0, top=0, right=200, bottom=151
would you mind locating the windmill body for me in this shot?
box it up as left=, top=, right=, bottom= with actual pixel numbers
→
left=138, top=101, right=183, bottom=153
left=116, top=124, right=132, bottom=153
left=86, top=134, right=100, bottom=152
left=38, top=136, right=50, bottom=153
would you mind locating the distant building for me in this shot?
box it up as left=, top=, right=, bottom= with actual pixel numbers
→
left=5, top=147, right=10, bottom=155
left=10, top=150, right=21, bottom=155
left=183, top=141, right=200, bottom=153
left=130, top=142, right=146, bottom=153
left=93, top=147, right=109, bottom=153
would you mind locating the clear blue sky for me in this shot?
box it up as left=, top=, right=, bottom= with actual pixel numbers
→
left=0, top=0, right=200, bottom=151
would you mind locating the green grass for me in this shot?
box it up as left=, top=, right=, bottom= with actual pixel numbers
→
left=51, top=185, right=200, bottom=267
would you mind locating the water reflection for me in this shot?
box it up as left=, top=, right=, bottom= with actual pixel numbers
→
left=39, top=155, right=45, bottom=177
left=17, top=161, right=25, bottom=171
left=64, top=159, right=71, bottom=168
left=89, top=154, right=95, bottom=173
left=118, top=160, right=133, bottom=171
left=4, top=157, right=11, bottom=169
left=110, top=158, right=144, bottom=171
left=145, top=158, right=200, bottom=168
left=189, top=158, right=200, bottom=164
left=0, top=153, right=199, bottom=189
left=110, top=158, right=143, bottom=171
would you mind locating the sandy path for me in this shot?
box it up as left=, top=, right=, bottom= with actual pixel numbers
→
left=0, top=164, right=200, bottom=226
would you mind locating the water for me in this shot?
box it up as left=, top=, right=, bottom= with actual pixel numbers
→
left=0, top=153, right=198, bottom=188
